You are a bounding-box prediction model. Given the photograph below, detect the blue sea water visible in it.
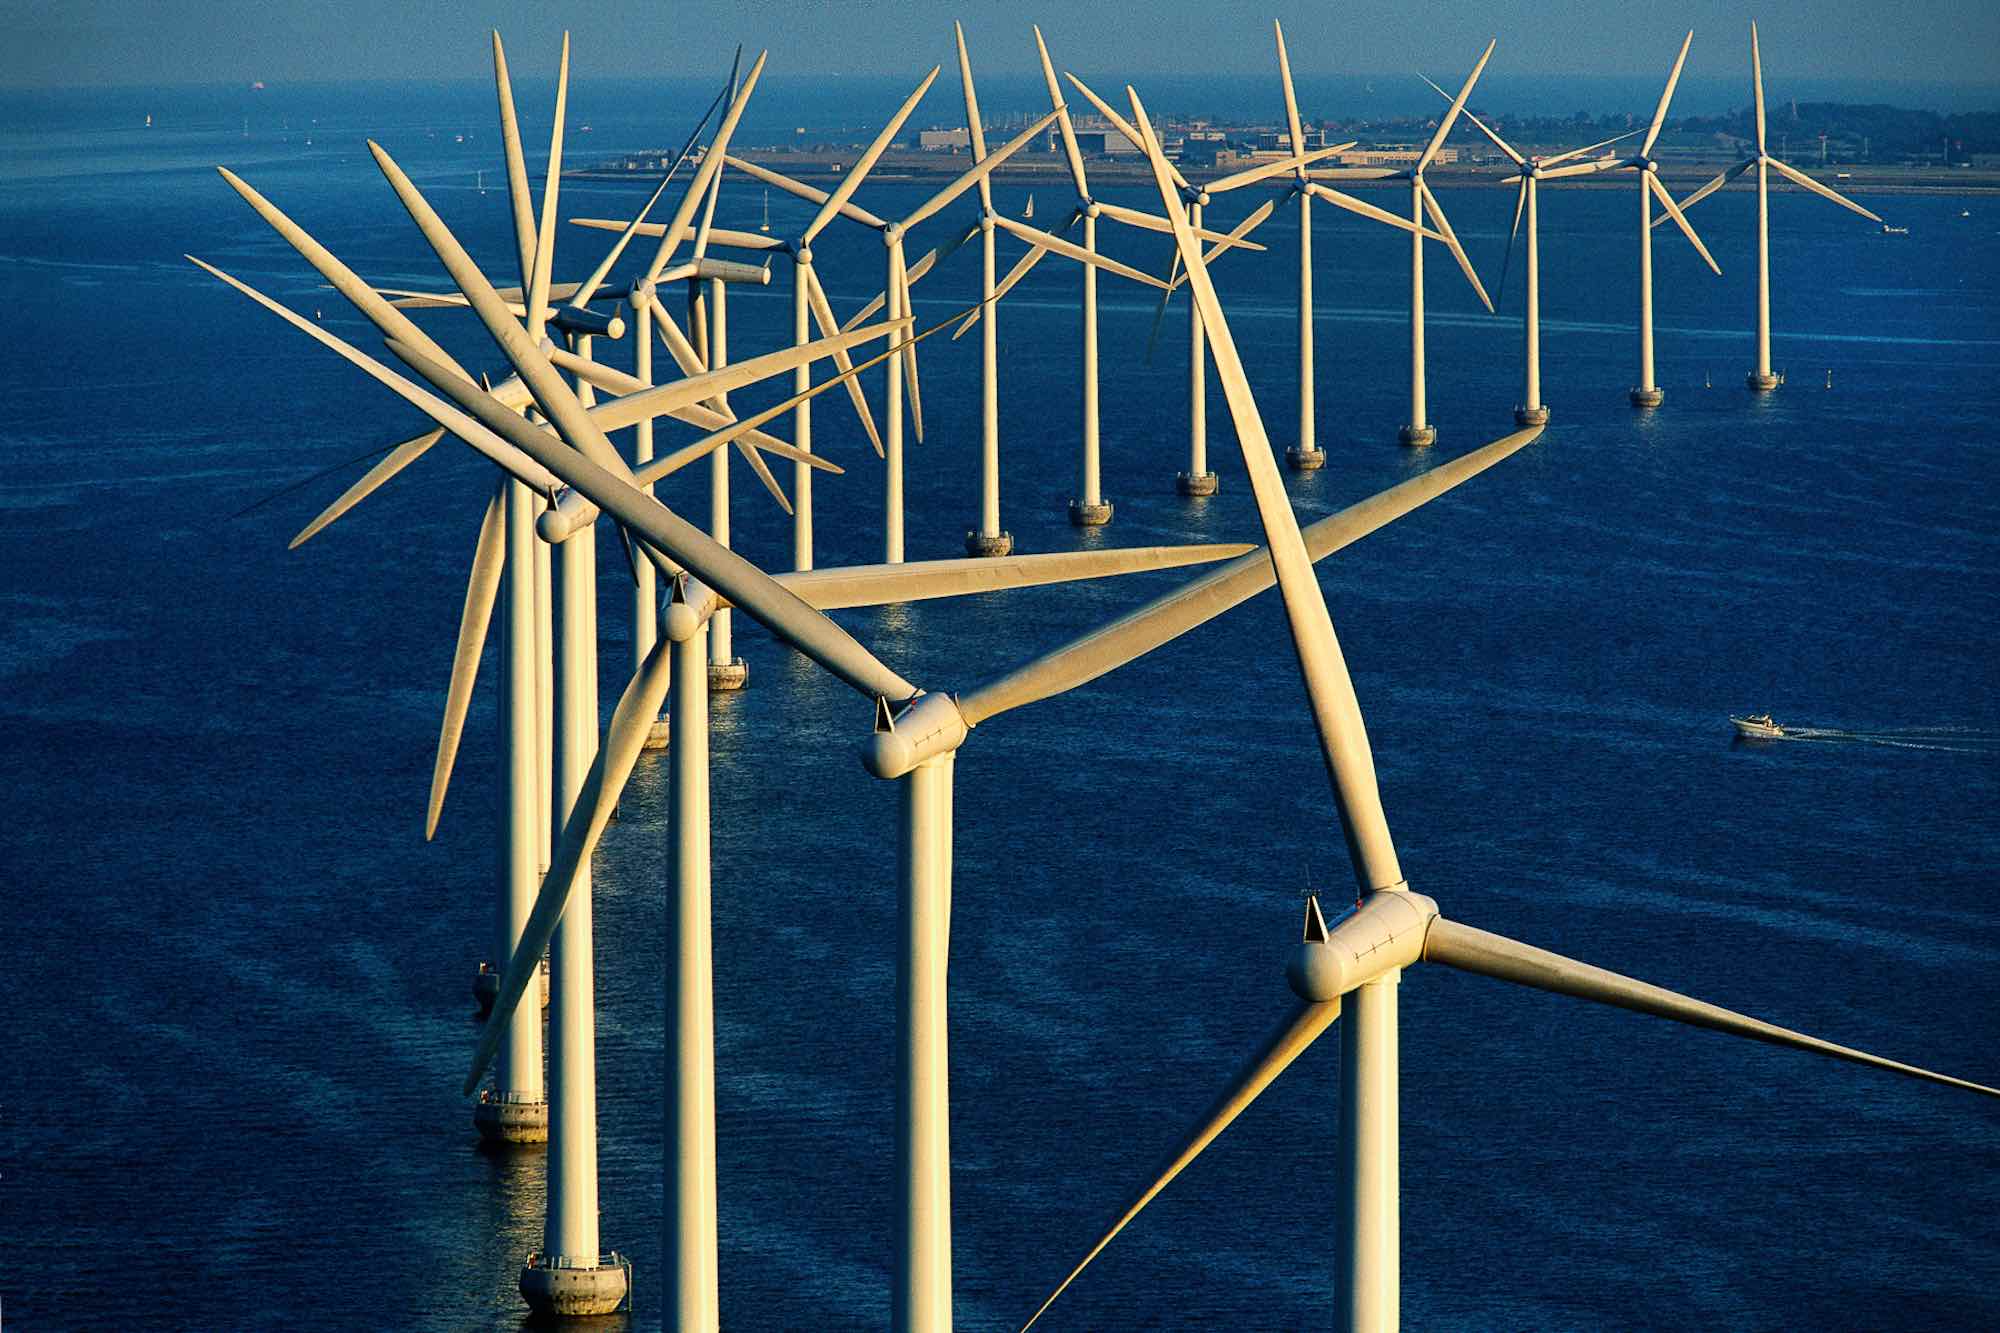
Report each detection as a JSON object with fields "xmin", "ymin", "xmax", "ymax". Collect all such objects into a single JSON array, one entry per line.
[{"xmin": 2, "ymin": 78, "xmax": 1998, "ymax": 1331}]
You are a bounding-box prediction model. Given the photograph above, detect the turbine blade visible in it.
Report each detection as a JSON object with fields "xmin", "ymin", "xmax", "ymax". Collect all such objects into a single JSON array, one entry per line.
[
  {"xmin": 899, "ymin": 110, "xmax": 1060, "ymax": 232},
  {"xmin": 568, "ymin": 174, "xmax": 674, "ymax": 310},
  {"xmin": 1496, "ymin": 175, "xmax": 1528, "ymax": 302},
  {"xmin": 1752, "ymin": 21, "xmax": 1767, "ymax": 155},
  {"xmin": 805, "ymin": 266, "xmax": 885, "ymax": 456},
  {"xmin": 1018, "ymin": 1001, "xmax": 1342, "ymax": 1331},
  {"xmin": 1126, "ymin": 84, "xmax": 1405, "ymax": 891},
  {"xmin": 1422, "ymin": 73, "xmax": 1523, "ymax": 165},
  {"xmin": 385, "ymin": 335, "xmax": 919, "ymax": 704},
  {"xmin": 368, "ymin": 138, "xmax": 641, "ymax": 482},
  {"xmin": 290, "ymin": 427, "xmax": 443, "ymax": 549},
  {"xmin": 802, "ymin": 67, "xmax": 940, "ymax": 246},
  {"xmin": 723, "ymin": 155, "xmax": 890, "ymax": 231},
  {"xmin": 1652, "ymin": 156, "xmax": 1755, "ymax": 224},
  {"xmin": 1422, "ymin": 918, "xmax": 2000, "ymax": 1101},
  {"xmin": 894, "ymin": 247, "xmax": 923, "ymax": 442},
  {"xmin": 1418, "ymin": 176, "xmax": 1494, "ymax": 312},
  {"xmin": 525, "ymin": 31, "xmax": 570, "ymax": 337},
  {"xmin": 733, "ymin": 434, "xmax": 793, "ymax": 515},
  {"xmin": 571, "ymin": 76, "xmax": 731, "ymax": 305},
  {"xmin": 1033, "ymin": 25, "xmax": 1091, "ymax": 199},
  {"xmin": 1647, "ymin": 171, "xmax": 1722, "ymax": 275},
  {"xmin": 991, "ymin": 212, "xmax": 1169, "ymax": 289},
  {"xmin": 1305, "ymin": 181, "xmax": 1443, "ymax": 239},
  {"xmin": 645, "ymin": 51, "xmax": 770, "ymax": 280},
  {"xmin": 187, "ymin": 255, "xmax": 558, "ymax": 493},
  {"xmin": 1539, "ymin": 156, "xmax": 1630, "ymax": 181},
  {"xmin": 1539, "ymin": 126, "xmax": 1643, "ymax": 167},
  {"xmin": 1417, "ymin": 38, "xmax": 1496, "ymax": 174},
  {"xmin": 427, "ymin": 484, "xmax": 507, "ymax": 840},
  {"xmin": 1643, "ymin": 30, "xmax": 1695, "ymax": 159},
  {"xmin": 464, "ymin": 634, "xmax": 676, "ymax": 1095},
  {"xmin": 1207, "ymin": 198, "xmax": 1276, "ymax": 263},
  {"xmin": 490, "ymin": 30, "xmax": 539, "ymax": 294},
  {"xmin": 589, "ymin": 316, "xmax": 907, "ymax": 436},
  {"xmin": 958, "ymin": 425, "xmax": 1540, "ymax": 726},
  {"xmin": 955, "ymin": 213, "xmax": 1066, "ymax": 340},
  {"xmin": 1274, "ymin": 20, "xmax": 1306, "ymax": 164},
  {"xmin": 777, "ymin": 543, "xmax": 1255, "ymax": 610},
  {"xmin": 1767, "ymin": 156, "xmax": 1883, "ymax": 223},
  {"xmin": 1063, "ymin": 73, "xmax": 1192, "ymax": 192},
  {"xmin": 215, "ymin": 167, "xmax": 471, "ymax": 382},
  {"xmin": 638, "ymin": 293, "xmax": 981, "ymax": 483},
  {"xmin": 648, "ymin": 292, "xmax": 709, "ymax": 376},
  {"xmin": 954, "ymin": 21, "xmax": 994, "ymax": 212},
  {"xmin": 1094, "ymin": 199, "xmax": 1269, "ymax": 250}
]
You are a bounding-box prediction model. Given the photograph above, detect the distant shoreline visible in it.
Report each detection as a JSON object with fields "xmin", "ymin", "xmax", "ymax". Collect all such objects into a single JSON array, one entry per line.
[{"xmin": 567, "ymin": 151, "xmax": 2000, "ymax": 197}]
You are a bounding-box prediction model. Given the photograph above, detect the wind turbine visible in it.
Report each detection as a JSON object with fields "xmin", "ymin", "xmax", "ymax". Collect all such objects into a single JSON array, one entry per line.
[
  {"xmin": 1608, "ymin": 30, "xmax": 1723, "ymax": 408},
  {"xmin": 1312, "ymin": 41, "xmax": 1498, "ymax": 447},
  {"xmin": 1665, "ymin": 22, "xmax": 1884, "ymax": 392},
  {"xmin": 1056, "ymin": 73, "xmax": 1289, "ymax": 498},
  {"xmin": 749, "ymin": 68, "xmax": 1056, "ymax": 563},
  {"xmin": 1012, "ymin": 83, "xmax": 2000, "ymax": 1333},
  {"xmin": 946, "ymin": 26, "xmax": 1258, "ymax": 525},
  {"xmin": 1201, "ymin": 21, "xmax": 1444, "ymax": 468},
  {"xmin": 1427, "ymin": 80, "xmax": 1640, "ymax": 425}
]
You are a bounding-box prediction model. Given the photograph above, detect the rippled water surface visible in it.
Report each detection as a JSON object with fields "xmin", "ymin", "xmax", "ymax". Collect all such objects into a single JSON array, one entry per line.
[{"xmin": 4, "ymin": 80, "xmax": 1997, "ymax": 1331}]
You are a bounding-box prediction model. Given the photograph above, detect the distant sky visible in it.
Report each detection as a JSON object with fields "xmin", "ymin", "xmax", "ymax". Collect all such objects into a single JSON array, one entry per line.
[{"xmin": 4, "ymin": 0, "xmax": 1996, "ymax": 100}]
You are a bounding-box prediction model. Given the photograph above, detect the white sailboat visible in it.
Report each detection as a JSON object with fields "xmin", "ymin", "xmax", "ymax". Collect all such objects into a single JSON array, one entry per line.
[{"xmin": 1023, "ymin": 191, "xmax": 1034, "ymax": 219}]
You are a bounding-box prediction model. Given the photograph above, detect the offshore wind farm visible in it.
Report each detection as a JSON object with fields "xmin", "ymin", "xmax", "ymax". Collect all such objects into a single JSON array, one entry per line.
[{"xmin": 4, "ymin": 6, "xmax": 2000, "ymax": 1331}]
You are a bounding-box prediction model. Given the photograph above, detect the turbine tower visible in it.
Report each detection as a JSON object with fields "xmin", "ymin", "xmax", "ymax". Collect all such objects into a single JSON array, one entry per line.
[
  {"xmin": 1013, "ymin": 82, "xmax": 2000, "ymax": 1333},
  {"xmin": 1314, "ymin": 41, "xmax": 1497, "ymax": 447},
  {"xmin": 1666, "ymin": 21, "xmax": 1884, "ymax": 392}
]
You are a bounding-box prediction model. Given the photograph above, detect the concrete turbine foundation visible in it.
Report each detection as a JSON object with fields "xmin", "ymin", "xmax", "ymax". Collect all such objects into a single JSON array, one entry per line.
[
  {"xmin": 965, "ymin": 531, "xmax": 1014, "ymax": 558},
  {"xmin": 519, "ymin": 1252, "xmax": 631, "ymax": 1318},
  {"xmin": 1176, "ymin": 470, "xmax": 1217, "ymax": 497},
  {"xmin": 1514, "ymin": 406, "xmax": 1550, "ymax": 427},
  {"xmin": 1068, "ymin": 499, "xmax": 1113, "ymax": 527}
]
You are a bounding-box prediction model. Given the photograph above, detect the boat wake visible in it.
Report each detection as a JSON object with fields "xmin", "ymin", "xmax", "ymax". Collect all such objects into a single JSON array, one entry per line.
[{"xmin": 1750, "ymin": 724, "xmax": 2000, "ymax": 754}]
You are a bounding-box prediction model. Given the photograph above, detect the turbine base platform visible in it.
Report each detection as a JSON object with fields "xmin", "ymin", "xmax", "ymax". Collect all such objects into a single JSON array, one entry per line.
[
  {"xmin": 1286, "ymin": 445, "xmax": 1327, "ymax": 470},
  {"xmin": 642, "ymin": 716, "xmax": 671, "ymax": 750},
  {"xmin": 1175, "ymin": 471, "xmax": 1217, "ymax": 497},
  {"xmin": 707, "ymin": 659, "xmax": 748, "ymax": 692},
  {"xmin": 1629, "ymin": 387, "xmax": 1665, "ymax": 408},
  {"xmin": 1068, "ymin": 499, "xmax": 1113, "ymax": 527},
  {"xmin": 473, "ymin": 1093, "xmax": 548, "ymax": 1144},
  {"xmin": 965, "ymin": 531, "xmax": 1014, "ymax": 558},
  {"xmin": 520, "ymin": 1252, "xmax": 631, "ymax": 1317},
  {"xmin": 1398, "ymin": 425, "xmax": 1436, "ymax": 448},
  {"xmin": 1514, "ymin": 405, "xmax": 1550, "ymax": 427},
  {"xmin": 1746, "ymin": 370, "xmax": 1782, "ymax": 392}
]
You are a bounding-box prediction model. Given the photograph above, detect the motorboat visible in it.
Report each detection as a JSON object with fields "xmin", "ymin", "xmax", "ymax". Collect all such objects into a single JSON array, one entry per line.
[{"xmin": 1731, "ymin": 713, "xmax": 1785, "ymax": 739}]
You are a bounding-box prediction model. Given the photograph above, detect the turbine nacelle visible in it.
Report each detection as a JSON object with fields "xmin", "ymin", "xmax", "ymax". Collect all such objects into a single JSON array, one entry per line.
[
  {"xmin": 864, "ymin": 690, "xmax": 969, "ymax": 780},
  {"xmin": 1286, "ymin": 890, "xmax": 1437, "ymax": 1003}
]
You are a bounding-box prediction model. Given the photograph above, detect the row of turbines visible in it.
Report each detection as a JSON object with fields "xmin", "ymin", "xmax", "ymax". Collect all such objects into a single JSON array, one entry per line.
[{"xmin": 192, "ymin": 18, "xmax": 1957, "ymax": 1333}]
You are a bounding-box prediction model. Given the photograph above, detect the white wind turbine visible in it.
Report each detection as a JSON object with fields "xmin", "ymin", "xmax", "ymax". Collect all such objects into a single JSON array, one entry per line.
[
  {"xmin": 349, "ymin": 172, "xmax": 1550, "ymax": 1333},
  {"xmin": 1311, "ymin": 40, "xmax": 1498, "ymax": 447},
  {"xmin": 1011, "ymin": 84, "xmax": 2000, "ymax": 1333},
  {"xmin": 948, "ymin": 25, "xmax": 1262, "ymax": 523},
  {"xmin": 742, "ymin": 68, "xmax": 1057, "ymax": 564},
  {"xmin": 1055, "ymin": 73, "xmax": 1290, "ymax": 497},
  {"xmin": 1604, "ymin": 30, "xmax": 1723, "ymax": 408},
  {"xmin": 1202, "ymin": 20, "xmax": 1448, "ymax": 468},
  {"xmin": 1424, "ymin": 79, "xmax": 1641, "ymax": 425},
  {"xmin": 1665, "ymin": 21, "xmax": 1884, "ymax": 392}
]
